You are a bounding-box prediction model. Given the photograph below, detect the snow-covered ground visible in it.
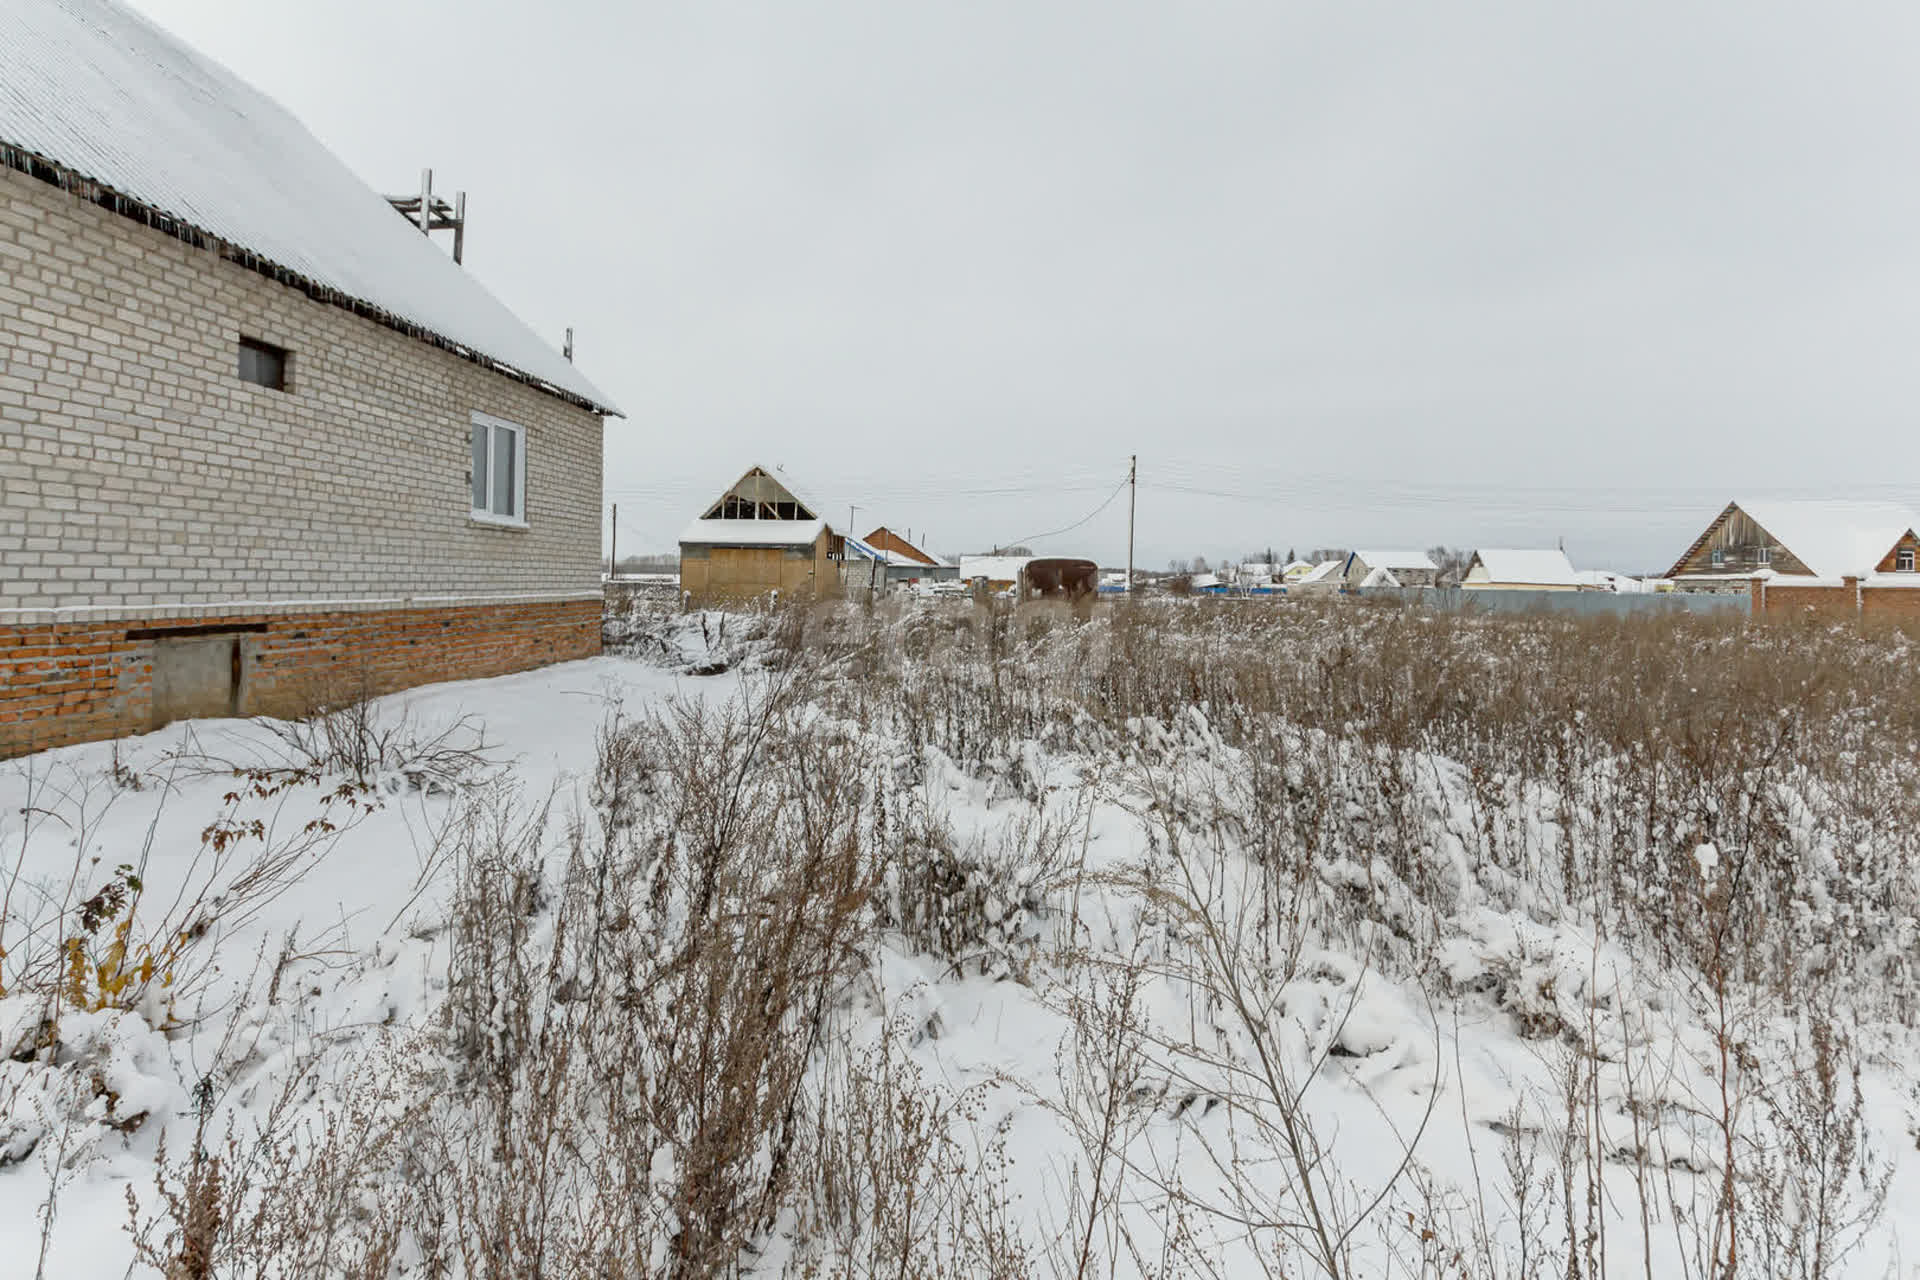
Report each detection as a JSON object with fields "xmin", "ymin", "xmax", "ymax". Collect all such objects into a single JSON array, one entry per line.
[{"xmin": 4, "ymin": 602, "xmax": 1918, "ymax": 1277}]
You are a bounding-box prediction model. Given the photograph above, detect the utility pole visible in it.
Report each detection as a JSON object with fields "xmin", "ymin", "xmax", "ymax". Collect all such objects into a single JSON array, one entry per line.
[
  {"xmin": 608, "ymin": 503, "xmax": 617, "ymax": 579},
  {"xmin": 848, "ymin": 504, "xmax": 858, "ymax": 537},
  {"xmin": 1126, "ymin": 454, "xmax": 1137, "ymax": 594}
]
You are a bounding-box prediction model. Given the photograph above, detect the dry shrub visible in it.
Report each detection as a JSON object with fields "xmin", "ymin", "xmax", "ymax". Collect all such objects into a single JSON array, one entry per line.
[
  {"xmin": 411, "ymin": 668, "xmax": 881, "ymax": 1277},
  {"xmin": 795, "ymin": 1009, "xmax": 1029, "ymax": 1280}
]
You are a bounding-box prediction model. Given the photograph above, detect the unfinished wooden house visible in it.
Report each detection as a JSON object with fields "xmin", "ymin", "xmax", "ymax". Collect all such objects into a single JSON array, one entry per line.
[{"xmin": 678, "ymin": 468, "xmax": 839, "ymax": 601}]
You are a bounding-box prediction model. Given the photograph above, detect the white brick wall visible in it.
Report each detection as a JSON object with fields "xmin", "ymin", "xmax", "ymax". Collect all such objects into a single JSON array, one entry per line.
[{"xmin": 0, "ymin": 166, "xmax": 606, "ymax": 612}]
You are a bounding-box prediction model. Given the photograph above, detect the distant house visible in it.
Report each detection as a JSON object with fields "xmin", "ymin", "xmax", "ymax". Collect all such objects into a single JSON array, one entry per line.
[
  {"xmin": 1342, "ymin": 550, "xmax": 1439, "ymax": 588},
  {"xmin": 679, "ymin": 468, "xmax": 838, "ymax": 601},
  {"xmin": 1575, "ymin": 569, "xmax": 1652, "ymax": 594},
  {"xmin": 861, "ymin": 527, "xmax": 959, "ymax": 584},
  {"xmin": 1462, "ymin": 549, "xmax": 1581, "ymax": 591},
  {"xmin": 1666, "ymin": 500, "xmax": 1920, "ymax": 588},
  {"xmin": 959, "ymin": 555, "xmax": 1031, "ymax": 592},
  {"xmin": 1279, "ymin": 560, "xmax": 1317, "ymax": 583},
  {"xmin": 0, "ymin": 0, "xmax": 620, "ymax": 758},
  {"xmin": 1288, "ymin": 560, "xmax": 1347, "ymax": 596}
]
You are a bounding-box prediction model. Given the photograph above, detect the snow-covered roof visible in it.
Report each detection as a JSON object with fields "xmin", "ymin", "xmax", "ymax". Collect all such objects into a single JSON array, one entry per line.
[
  {"xmin": 0, "ymin": 0, "xmax": 618, "ymax": 415},
  {"xmin": 1190, "ymin": 572, "xmax": 1223, "ymax": 589},
  {"xmin": 1359, "ymin": 565, "xmax": 1401, "ymax": 588},
  {"xmin": 1737, "ymin": 500, "xmax": 1917, "ymax": 579},
  {"xmin": 1575, "ymin": 569, "xmax": 1652, "ymax": 593},
  {"xmin": 679, "ymin": 518, "xmax": 826, "ymax": 548},
  {"xmin": 1467, "ymin": 548, "xmax": 1580, "ymax": 586},
  {"xmin": 959, "ymin": 555, "xmax": 1031, "ymax": 582},
  {"xmin": 1352, "ymin": 550, "xmax": 1437, "ymax": 572},
  {"xmin": 1295, "ymin": 560, "xmax": 1343, "ymax": 584}
]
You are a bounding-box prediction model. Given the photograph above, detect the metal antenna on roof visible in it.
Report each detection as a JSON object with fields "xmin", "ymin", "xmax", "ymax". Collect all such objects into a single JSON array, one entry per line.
[
  {"xmin": 564, "ymin": 328, "xmax": 574, "ymax": 362},
  {"xmin": 384, "ymin": 169, "xmax": 468, "ymax": 263}
]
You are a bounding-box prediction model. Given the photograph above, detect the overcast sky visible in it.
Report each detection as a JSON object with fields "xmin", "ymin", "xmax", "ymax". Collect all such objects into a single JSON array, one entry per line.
[{"xmin": 131, "ymin": 1, "xmax": 1920, "ymax": 570}]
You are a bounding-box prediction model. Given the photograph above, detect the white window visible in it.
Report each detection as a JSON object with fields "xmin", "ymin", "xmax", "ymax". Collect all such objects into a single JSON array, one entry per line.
[
  {"xmin": 1709, "ymin": 548, "xmax": 1726, "ymax": 567},
  {"xmin": 469, "ymin": 412, "xmax": 526, "ymax": 525},
  {"xmin": 1754, "ymin": 545, "xmax": 1771, "ymax": 565},
  {"xmin": 1900, "ymin": 547, "xmax": 1916, "ymax": 573}
]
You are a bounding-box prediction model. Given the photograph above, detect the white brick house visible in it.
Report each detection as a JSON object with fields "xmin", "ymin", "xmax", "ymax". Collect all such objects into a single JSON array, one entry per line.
[{"xmin": 0, "ymin": 0, "xmax": 622, "ymax": 755}]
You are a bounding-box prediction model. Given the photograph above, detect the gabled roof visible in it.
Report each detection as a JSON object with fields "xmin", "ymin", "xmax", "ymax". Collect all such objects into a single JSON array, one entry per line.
[
  {"xmin": 844, "ymin": 534, "xmax": 932, "ymax": 568},
  {"xmin": 1668, "ymin": 500, "xmax": 1919, "ymax": 579},
  {"xmin": 0, "ymin": 0, "xmax": 617, "ymax": 415},
  {"xmin": 1736, "ymin": 501, "xmax": 1916, "ymax": 580},
  {"xmin": 699, "ymin": 466, "xmax": 820, "ymax": 521},
  {"xmin": 1467, "ymin": 548, "xmax": 1580, "ymax": 586},
  {"xmin": 864, "ymin": 527, "xmax": 946, "ymax": 568},
  {"xmin": 1295, "ymin": 560, "xmax": 1343, "ymax": 584},
  {"xmin": 1351, "ymin": 549, "xmax": 1437, "ymax": 572},
  {"xmin": 1358, "ymin": 565, "xmax": 1401, "ymax": 588}
]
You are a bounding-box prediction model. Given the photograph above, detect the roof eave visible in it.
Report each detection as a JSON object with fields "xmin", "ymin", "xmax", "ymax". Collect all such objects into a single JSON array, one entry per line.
[{"xmin": 2, "ymin": 143, "xmax": 623, "ymax": 418}]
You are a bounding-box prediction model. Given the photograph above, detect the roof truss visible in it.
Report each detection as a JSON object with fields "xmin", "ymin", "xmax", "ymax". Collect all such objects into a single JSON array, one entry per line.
[{"xmin": 702, "ymin": 467, "xmax": 816, "ymax": 521}]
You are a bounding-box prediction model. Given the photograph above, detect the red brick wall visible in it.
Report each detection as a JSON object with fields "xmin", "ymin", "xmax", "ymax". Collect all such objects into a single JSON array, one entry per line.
[
  {"xmin": 0, "ymin": 597, "xmax": 600, "ymax": 759},
  {"xmin": 1749, "ymin": 577, "xmax": 1920, "ymax": 622}
]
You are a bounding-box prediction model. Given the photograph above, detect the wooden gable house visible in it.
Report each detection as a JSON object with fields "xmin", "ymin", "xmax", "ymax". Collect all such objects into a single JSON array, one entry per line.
[
  {"xmin": 678, "ymin": 467, "xmax": 839, "ymax": 601},
  {"xmin": 1667, "ymin": 500, "xmax": 1920, "ymax": 584}
]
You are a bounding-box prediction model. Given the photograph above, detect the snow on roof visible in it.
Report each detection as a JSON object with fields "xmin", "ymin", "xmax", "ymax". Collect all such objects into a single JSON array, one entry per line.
[
  {"xmin": 1359, "ymin": 565, "xmax": 1401, "ymax": 588},
  {"xmin": 959, "ymin": 555, "xmax": 1031, "ymax": 582},
  {"xmin": 1468, "ymin": 548, "xmax": 1580, "ymax": 586},
  {"xmin": 1576, "ymin": 569, "xmax": 1652, "ymax": 593},
  {"xmin": 1295, "ymin": 560, "xmax": 1343, "ymax": 584},
  {"xmin": 1737, "ymin": 500, "xmax": 1918, "ymax": 579},
  {"xmin": 0, "ymin": 0, "xmax": 618, "ymax": 415},
  {"xmin": 1352, "ymin": 550, "xmax": 1437, "ymax": 571},
  {"xmin": 679, "ymin": 518, "xmax": 826, "ymax": 548}
]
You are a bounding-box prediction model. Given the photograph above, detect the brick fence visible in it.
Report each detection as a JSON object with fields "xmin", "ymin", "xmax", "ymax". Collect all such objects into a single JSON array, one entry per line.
[
  {"xmin": 1748, "ymin": 576, "xmax": 1920, "ymax": 620},
  {"xmin": 0, "ymin": 594, "xmax": 600, "ymax": 759}
]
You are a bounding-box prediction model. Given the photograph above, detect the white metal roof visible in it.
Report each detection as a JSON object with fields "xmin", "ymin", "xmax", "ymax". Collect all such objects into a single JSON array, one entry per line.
[
  {"xmin": 1467, "ymin": 548, "xmax": 1581, "ymax": 586},
  {"xmin": 1352, "ymin": 550, "xmax": 1437, "ymax": 571},
  {"xmin": 0, "ymin": 0, "xmax": 618, "ymax": 415},
  {"xmin": 1737, "ymin": 500, "xmax": 1917, "ymax": 579},
  {"xmin": 1358, "ymin": 565, "xmax": 1401, "ymax": 588},
  {"xmin": 1295, "ymin": 560, "xmax": 1343, "ymax": 584},
  {"xmin": 1576, "ymin": 569, "xmax": 1653, "ymax": 593},
  {"xmin": 679, "ymin": 518, "xmax": 827, "ymax": 548},
  {"xmin": 959, "ymin": 555, "xmax": 1031, "ymax": 582}
]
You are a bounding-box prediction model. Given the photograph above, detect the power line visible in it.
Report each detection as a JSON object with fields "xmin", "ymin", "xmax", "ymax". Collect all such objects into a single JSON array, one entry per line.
[{"xmin": 998, "ymin": 470, "xmax": 1132, "ymax": 551}]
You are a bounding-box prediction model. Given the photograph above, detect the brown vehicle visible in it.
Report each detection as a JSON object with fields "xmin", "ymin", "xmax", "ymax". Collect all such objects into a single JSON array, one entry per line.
[{"xmin": 1019, "ymin": 558, "xmax": 1099, "ymax": 599}]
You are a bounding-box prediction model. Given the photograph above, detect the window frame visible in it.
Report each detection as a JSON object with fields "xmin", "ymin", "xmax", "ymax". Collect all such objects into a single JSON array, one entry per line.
[
  {"xmin": 1754, "ymin": 545, "xmax": 1771, "ymax": 565},
  {"xmin": 469, "ymin": 411, "xmax": 528, "ymax": 528},
  {"xmin": 237, "ymin": 336, "xmax": 289, "ymax": 392},
  {"xmin": 1899, "ymin": 547, "xmax": 1916, "ymax": 573}
]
